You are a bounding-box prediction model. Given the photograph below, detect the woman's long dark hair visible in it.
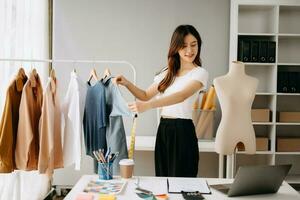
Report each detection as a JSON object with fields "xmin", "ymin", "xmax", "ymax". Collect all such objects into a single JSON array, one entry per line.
[{"xmin": 158, "ymin": 25, "xmax": 202, "ymax": 93}]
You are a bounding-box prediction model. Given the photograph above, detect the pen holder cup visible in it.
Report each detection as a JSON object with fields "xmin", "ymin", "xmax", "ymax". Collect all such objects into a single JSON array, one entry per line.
[
  {"xmin": 192, "ymin": 109, "xmax": 215, "ymax": 140},
  {"xmin": 98, "ymin": 162, "xmax": 113, "ymax": 180}
]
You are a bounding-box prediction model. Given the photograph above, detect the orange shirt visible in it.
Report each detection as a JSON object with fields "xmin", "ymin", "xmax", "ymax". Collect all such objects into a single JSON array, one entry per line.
[
  {"xmin": 15, "ymin": 71, "xmax": 43, "ymax": 170},
  {"xmin": 0, "ymin": 74, "xmax": 27, "ymax": 173},
  {"xmin": 38, "ymin": 77, "xmax": 64, "ymax": 174}
]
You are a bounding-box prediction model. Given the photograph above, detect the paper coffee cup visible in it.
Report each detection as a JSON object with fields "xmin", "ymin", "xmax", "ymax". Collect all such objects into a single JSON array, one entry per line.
[{"xmin": 119, "ymin": 159, "xmax": 134, "ymax": 178}]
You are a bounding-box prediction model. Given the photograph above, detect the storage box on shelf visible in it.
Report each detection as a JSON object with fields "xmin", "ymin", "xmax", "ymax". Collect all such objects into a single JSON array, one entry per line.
[
  {"xmin": 252, "ymin": 109, "xmax": 272, "ymax": 122},
  {"xmin": 277, "ymin": 138, "xmax": 300, "ymax": 152},
  {"xmin": 278, "ymin": 112, "xmax": 300, "ymax": 123},
  {"xmin": 230, "ymin": 0, "xmax": 300, "ymax": 181},
  {"xmin": 252, "ymin": 95, "xmax": 276, "ymax": 124},
  {"xmin": 257, "ymin": 137, "xmax": 270, "ymax": 151},
  {"xmin": 277, "ymin": 95, "xmax": 300, "ymax": 124}
]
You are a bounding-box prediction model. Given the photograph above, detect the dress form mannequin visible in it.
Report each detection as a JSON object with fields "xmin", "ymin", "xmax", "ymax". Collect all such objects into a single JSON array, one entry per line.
[{"xmin": 214, "ymin": 61, "xmax": 258, "ymax": 155}]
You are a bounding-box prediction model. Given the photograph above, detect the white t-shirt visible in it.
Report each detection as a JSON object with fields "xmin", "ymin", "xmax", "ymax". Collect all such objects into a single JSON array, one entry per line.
[{"xmin": 154, "ymin": 67, "xmax": 208, "ymax": 119}]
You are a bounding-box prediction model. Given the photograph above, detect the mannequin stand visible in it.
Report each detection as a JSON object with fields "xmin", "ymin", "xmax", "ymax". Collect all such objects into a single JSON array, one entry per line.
[{"xmin": 225, "ymin": 147, "xmax": 238, "ymax": 178}]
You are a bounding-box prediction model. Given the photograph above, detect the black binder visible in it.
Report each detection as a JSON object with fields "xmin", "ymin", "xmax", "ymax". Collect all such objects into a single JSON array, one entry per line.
[
  {"xmin": 288, "ymin": 72, "xmax": 298, "ymax": 93},
  {"xmin": 259, "ymin": 41, "xmax": 268, "ymax": 62},
  {"xmin": 297, "ymin": 72, "xmax": 300, "ymax": 93},
  {"xmin": 251, "ymin": 40, "xmax": 259, "ymax": 62},
  {"xmin": 268, "ymin": 41, "xmax": 276, "ymax": 63},
  {"xmin": 277, "ymin": 71, "xmax": 289, "ymax": 93},
  {"xmin": 242, "ymin": 40, "xmax": 251, "ymax": 62},
  {"xmin": 238, "ymin": 39, "xmax": 243, "ymax": 61}
]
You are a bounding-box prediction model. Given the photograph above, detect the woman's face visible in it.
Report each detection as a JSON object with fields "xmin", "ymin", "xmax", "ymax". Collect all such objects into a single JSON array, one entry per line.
[{"xmin": 178, "ymin": 34, "xmax": 198, "ymax": 64}]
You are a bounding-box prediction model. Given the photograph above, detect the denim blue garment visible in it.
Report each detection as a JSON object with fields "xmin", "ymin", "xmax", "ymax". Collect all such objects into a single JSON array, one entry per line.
[
  {"xmin": 83, "ymin": 81, "xmax": 107, "ymax": 157},
  {"xmin": 102, "ymin": 76, "xmax": 133, "ymax": 174}
]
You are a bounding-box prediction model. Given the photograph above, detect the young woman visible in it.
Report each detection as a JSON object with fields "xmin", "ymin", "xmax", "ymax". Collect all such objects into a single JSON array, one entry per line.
[{"xmin": 115, "ymin": 24, "xmax": 208, "ymax": 177}]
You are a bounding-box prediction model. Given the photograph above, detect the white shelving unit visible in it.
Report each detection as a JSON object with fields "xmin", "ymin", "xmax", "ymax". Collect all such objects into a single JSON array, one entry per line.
[{"xmin": 230, "ymin": 0, "xmax": 300, "ymax": 182}]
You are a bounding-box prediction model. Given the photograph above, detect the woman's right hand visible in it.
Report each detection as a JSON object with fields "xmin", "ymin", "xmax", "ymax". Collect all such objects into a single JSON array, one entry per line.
[{"xmin": 113, "ymin": 75, "xmax": 130, "ymax": 87}]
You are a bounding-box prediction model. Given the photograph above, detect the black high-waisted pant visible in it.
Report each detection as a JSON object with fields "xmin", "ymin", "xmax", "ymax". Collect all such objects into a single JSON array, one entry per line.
[{"xmin": 155, "ymin": 118, "xmax": 199, "ymax": 177}]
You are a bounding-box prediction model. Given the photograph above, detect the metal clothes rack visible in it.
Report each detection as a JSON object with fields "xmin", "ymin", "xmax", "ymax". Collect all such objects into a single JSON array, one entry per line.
[
  {"xmin": 0, "ymin": 58, "xmax": 138, "ymax": 195},
  {"xmin": 0, "ymin": 58, "xmax": 137, "ymax": 85}
]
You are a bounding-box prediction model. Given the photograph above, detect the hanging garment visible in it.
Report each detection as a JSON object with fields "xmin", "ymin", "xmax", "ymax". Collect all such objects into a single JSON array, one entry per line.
[
  {"xmin": 102, "ymin": 77, "xmax": 133, "ymax": 173},
  {"xmin": 0, "ymin": 72, "xmax": 27, "ymax": 173},
  {"xmin": 83, "ymin": 81, "xmax": 107, "ymax": 156},
  {"xmin": 62, "ymin": 71, "xmax": 87, "ymax": 170},
  {"xmin": 38, "ymin": 77, "xmax": 64, "ymax": 174},
  {"xmin": 15, "ymin": 71, "xmax": 43, "ymax": 170}
]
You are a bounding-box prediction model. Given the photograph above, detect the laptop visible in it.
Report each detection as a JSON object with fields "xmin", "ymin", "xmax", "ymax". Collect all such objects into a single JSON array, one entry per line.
[{"xmin": 210, "ymin": 164, "xmax": 292, "ymax": 197}]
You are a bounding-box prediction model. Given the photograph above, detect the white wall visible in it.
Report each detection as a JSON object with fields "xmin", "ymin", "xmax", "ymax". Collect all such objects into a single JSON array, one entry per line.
[{"xmin": 53, "ymin": 0, "xmax": 230, "ymax": 186}]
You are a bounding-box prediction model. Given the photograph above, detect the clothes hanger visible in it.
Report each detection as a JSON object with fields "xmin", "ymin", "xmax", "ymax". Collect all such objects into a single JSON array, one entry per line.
[
  {"xmin": 16, "ymin": 67, "xmax": 26, "ymax": 91},
  {"xmin": 30, "ymin": 68, "xmax": 37, "ymax": 87},
  {"xmin": 88, "ymin": 59, "xmax": 98, "ymax": 82},
  {"xmin": 17, "ymin": 67, "xmax": 26, "ymax": 79},
  {"xmin": 88, "ymin": 68, "xmax": 99, "ymax": 82},
  {"xmin": 102, "ymin": 68, "xmax": 111, "ymax": 80},
  {"xmin": 50, "ymin": 68, "xmax": 56, "ymax": 93},
  {"xmin": 50, "ymin": 68, "xmax": 56, "ymax": 79},
  {"xmin": 73, "ymin": 61, "xmax": 77, "ymax": 73}
]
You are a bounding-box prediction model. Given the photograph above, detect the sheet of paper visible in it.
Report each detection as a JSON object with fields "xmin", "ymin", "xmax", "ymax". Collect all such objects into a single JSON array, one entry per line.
[
  {"xmin": 138, "ymin": 178, "xmax": 168, "ymax": 195},
  {"xmin": 167, "ymin": 178, "xmax": 211, "ymax": 194}
]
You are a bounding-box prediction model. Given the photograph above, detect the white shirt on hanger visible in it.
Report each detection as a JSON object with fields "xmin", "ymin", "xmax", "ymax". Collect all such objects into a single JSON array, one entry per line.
[{"xmin": 61, "ymin": 71, "xmax": 87, "ymax": 170}]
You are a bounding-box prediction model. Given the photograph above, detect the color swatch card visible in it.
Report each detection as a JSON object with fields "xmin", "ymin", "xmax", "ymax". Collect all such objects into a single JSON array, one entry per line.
[{"xmin": 83, "ymin": 179, "xmax": 126, "ymax": 194}]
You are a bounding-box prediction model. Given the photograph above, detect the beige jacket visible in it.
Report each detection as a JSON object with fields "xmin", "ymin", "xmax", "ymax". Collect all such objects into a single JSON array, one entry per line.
[
  {"xmin": 0, "ymin": 73, "xmax": 27, "ymax": 172},
  {"xmin": 15, "ymin": 71, "xmax": 43, "ymax": 170},
  {"xmin": 38, "ymin": 77, "xmax": 64, "ymax": 174}
]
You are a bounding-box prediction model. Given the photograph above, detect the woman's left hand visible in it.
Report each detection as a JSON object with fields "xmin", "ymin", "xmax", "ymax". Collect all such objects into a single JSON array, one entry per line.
[{"xmin": 128, "ymin": 101, "xmax": 151, "ymax": 113}]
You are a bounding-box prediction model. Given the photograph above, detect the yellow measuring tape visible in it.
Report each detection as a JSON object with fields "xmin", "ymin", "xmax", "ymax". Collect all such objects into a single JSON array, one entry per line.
[{"xmin": 128, "ymin": 115, "xmax": 137, "ymax": 159}]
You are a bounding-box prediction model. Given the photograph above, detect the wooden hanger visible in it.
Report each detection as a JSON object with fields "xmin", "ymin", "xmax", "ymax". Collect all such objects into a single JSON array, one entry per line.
[
  {"xmin": 16, "ymin": 68, "xmax": 26, "ymax": 91},
  {"xmin": 17, "ymin": 68, "xmax": 26, "ymax": 79},
  {"xmin": 102, "ymin": 68, "xmax": 111, "ymax": 80},
  {"xmin": 30, "ymin": 68, "xmax": 37, "ymax": 87},
  {"xmin": 88, "ymin": 68, "xmax": 99, "ymax": 82},
  {"xmin": 50, "ymin": 68, "xmax": 56, "ymax": 79},
  {"xmin": 50, "ymin": 68, "xmax": 56, "ymax": 93}
]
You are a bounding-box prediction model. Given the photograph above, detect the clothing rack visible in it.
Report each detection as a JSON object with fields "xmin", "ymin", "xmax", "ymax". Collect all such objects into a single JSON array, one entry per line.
[
  {"xmin": 0, "ymin": 58, "xmax": 137, "ymax": 85},
  {"xmin": 0, "ymin": 58, "xmax": 139, "ymax": 194}
]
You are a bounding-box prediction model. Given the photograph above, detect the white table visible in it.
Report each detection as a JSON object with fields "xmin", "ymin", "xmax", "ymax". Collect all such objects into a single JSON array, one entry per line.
[{"xmin": 64, "ymin": 175, "xmax": 300, "ymax": 200}]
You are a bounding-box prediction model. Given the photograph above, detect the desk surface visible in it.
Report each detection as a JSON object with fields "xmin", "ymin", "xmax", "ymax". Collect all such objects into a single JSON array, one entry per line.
[{"xmin": 65, "ymin": 175, "xmax": 300, "ymax": 200}]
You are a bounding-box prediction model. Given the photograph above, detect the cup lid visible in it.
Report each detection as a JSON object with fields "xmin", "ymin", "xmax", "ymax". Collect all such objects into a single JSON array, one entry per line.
[{"xmin": 119, "ymin": 159, "xmax": 134, "ymax": 165}]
